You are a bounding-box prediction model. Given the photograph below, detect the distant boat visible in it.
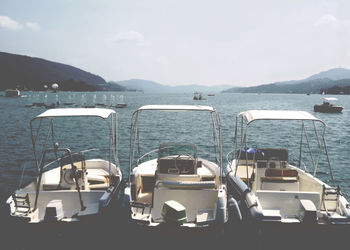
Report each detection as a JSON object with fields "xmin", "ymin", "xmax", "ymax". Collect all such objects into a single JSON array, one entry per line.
[
  {"xmin": 95, "ymin": 103, "xmax": 106, "ymax": 107},
  {"xmin": 306, "ymin": 93, "xmax": 310, "ymax": 96},
  {"xmin": 83, "ymin": 104, "xmax": 96, "ymax": 108},
  {"xmin": 111, "ymin": 95, "xmax": 127, "ymax": 108},
  {"xmin": 314, "ymin": 97, "xmax": 343, "ymax": 113},
  {"xmin": 115, "ymin": 103, "xmax": 127, "ymax": 108},
  {"xmin": 207, "ymin": 94, "xmax": 215, "ymax": 96},
  {"xmin": 32, "ymin": 102, "xmax": 46, "ymax": 107},
  {"xmin": 5, "ymin": 89, "xmax": 20, "ymax": 97},
  {"xmin": 193, "ymin": 92, "xmax": 205, "ymax": 100}
]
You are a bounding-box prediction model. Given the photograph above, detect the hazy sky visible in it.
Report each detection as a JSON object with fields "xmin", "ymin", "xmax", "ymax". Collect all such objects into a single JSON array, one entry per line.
[{"xmin": 1, "ymin": 0, "xmax": 349, "ymax": 86}]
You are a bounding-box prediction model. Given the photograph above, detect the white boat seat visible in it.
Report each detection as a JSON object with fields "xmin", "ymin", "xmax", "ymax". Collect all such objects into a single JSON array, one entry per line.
[
  {"xmin": 42, "ymin": 168, "xmax": 60, "ymax": 190},
  {"xmin": 87, "ymin": 169, "xmax": 109, "ymax": 185},
  {"xmin": 236, "ymin": 165, "xmax": 254, "ymax": 182},
  {"xmin": 87, "ymin": 168, "xmax": 109, "ymax": 177}
]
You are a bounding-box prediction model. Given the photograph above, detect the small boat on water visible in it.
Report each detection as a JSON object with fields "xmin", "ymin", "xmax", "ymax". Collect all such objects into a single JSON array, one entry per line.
[
  {"xmin": 115, "ymin": 103, "xmax": 127, "ymax": 108},
  {"xmin": 6, "ymin": 108, "xmax": 123, "ymax": 223},
  {"xmin": 123, "ymin": 105, "xmax": 231, "ymax": 228},
  {"xmin": 193, "ymin": 92, "xmax": 205, "ymax": 100},
  {"xmin": 314, "ymin": 97, "xmax": 343, "ymax": 113},
  {"xmin": 111, "ymin": 95, "xmax": 127, "ymax": 108},
  {"xmin": 5, "ymin": 89, "xmax": 20, "ymax": 97},
  {"xmin": 226, "ymin": 110, "xmax": 350, "ymax": 225}
]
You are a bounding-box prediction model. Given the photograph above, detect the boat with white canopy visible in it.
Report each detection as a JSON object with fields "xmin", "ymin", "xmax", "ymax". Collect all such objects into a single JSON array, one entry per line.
[
  {"xmin": 314, "ymin": 97, "xmax": 343, "ymax": 113},
  {"xmin": 226, "ymin": 110, "xmax": 350, "ymax": 225},
  {"xmin": 123, "ymin": 105, "xmax": 229, "ymax": 228},
  {"xmin": 6, "ymin": 108, "xmax": 123, "ymax": 223}
]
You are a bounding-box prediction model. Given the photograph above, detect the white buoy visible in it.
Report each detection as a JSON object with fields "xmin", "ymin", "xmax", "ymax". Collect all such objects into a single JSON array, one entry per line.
[{"xmin": 52, "ymin": 83, "xmax": 59, "ymax": 90}]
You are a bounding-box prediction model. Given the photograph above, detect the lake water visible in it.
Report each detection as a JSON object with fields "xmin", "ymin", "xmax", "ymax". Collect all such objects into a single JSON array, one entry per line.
[{"xmin": 0, "ymin": 91, "xmax": 349, "ymax": 249}]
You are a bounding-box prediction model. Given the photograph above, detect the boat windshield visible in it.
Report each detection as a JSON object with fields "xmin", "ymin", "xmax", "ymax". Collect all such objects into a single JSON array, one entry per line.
[{"xmin": 158, "ymin": 143, "xmax": 197, "ymax": 159}]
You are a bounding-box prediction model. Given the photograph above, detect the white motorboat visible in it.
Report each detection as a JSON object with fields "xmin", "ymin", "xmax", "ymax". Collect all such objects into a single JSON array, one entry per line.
[
  {"xmin": 226, "ymin": 110, "xmax": 350, "ymax": 225},
  {"xmin": 6, "ymin": 108, "xmax": 123, "ymax": 223},
  {"xmin": 123, "ymin": 105, "xmax": 230, "ymax": 228}
]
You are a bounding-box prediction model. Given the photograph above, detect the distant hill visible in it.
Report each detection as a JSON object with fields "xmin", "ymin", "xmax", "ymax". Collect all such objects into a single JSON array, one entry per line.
[
  {"xmin": 0, "ymin": 51, "xmax": 125, "ymax": 91},
  {"xmin": 305, "ymin": 68, "xmax": 350, "ymax": 81},
  {"xmin": 117, "ymin": 79, "xmax": 231, "ymax": 93},
  {"xmin": 116, "ymin": 79, "xmax": 169, "ymax": 93},
  {"xmin": 222, "ymin": 68, "xmax": 350, "ymax": 94}
]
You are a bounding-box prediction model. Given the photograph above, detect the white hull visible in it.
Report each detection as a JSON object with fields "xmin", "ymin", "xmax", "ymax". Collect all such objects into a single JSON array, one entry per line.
[
  {"xmin": 7, "ymin": 159, "xmax": 122, "ymax": 223},
  {"xmin": 125, "ymin": 157, "xmax": 227, "ymax": 228},
  {"xmin": 227, "ymin": 160, "xmax": 350, "ymax": 225}
]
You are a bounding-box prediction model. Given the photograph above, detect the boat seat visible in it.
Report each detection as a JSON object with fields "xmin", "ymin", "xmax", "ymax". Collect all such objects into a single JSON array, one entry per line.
[
  {"xmin": 235, "ymin": 165, "xmax": 254, "ymax": 182},
  {"xmin": 42, "ymin": 168, "xmax": 60, "ymax": 190},
  {"xmin": 262, "ymin": 168, "xmax": 298, "ymax": 182},
  {"xmin": 260, "ymin": 168, "xmax": 299, "ymax": 191}
]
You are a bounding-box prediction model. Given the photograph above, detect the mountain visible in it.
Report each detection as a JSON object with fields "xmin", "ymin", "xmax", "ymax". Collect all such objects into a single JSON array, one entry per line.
[
  {"xmin": 305, "ymin": 68, "xmax": 350, "ymax": 81},
  {"xmin": 116, "ymin": 79, "xmax": 170, "ymax": 93},
  {"xmin": 117, "ymin": 79, "xmax": 232, "ymax": 93},
  {"xmin": 222, "ymin": 68, "xmax": 350, "ymax": 94},
  {"xmin": 0, "ymin": 51, "xmax": 125, "ymax": 91}
]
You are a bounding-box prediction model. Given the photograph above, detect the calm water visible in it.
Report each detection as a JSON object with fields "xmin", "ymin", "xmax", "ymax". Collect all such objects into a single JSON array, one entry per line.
[{"xmin": 0, "ymin": 91, "xmax": 349, "ymax": 249}]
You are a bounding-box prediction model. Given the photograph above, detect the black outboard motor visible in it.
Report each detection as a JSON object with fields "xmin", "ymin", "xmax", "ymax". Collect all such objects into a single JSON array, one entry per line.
[{"xmin": 44, "ymin": 200, "xmax": 64, "ymax": 222}]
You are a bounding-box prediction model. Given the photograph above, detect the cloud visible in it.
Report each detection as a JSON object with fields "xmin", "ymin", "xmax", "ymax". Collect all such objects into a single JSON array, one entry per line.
[
  {"xmin": 0, "ymin": 16, "xmax": 22, "ymax": 30},
  {"xmin": 314, "ymin": 14, "xmax": 338, "ymax": 28},
  {"xmin": 26, "ymin": 22, "xmax": 40, "ymax": 31},
  {"xmin": 112, "ymin": 30, "xmax": 144, "ymax": 43}
]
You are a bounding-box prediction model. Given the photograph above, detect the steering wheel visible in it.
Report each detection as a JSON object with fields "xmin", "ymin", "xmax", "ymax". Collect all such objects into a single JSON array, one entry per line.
[
  {"xmin": 62, "ymin": 164, "xmax": 83, "ymax": 186},
  {"xmin": 174, "ymin": 154, "xmax": 196, "ymax": 174},
  {"xmin": 62, "ymin": 168, "xmax": 76, "ymax": 185}
]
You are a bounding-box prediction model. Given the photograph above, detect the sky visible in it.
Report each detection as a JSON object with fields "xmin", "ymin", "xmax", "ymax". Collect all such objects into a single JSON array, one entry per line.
[{"xmin": 0, "ymin": 0, "xmax": 350, "ymax": 87}]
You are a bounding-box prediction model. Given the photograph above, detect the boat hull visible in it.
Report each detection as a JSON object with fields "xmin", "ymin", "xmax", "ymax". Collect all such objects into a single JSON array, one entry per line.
[
  {"xmin": 226, "ymin": 163, "xmax": 350, "ymax": 226},
  {"xmin": 314, "ymin": 104, "xmax": 343, "ymax": 113}
]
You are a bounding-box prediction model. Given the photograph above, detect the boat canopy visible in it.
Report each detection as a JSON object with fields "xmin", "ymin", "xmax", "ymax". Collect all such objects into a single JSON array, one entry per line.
[
  {"xmin": 237, "ymin": 110, "xmax": 323, "ymax": 125},
  {"xmin": 137, "ymin": 105, "xmax": 215, "ymax": 112},
  {"xmin": 33, "ymin": 108, "xmax": 116, "ymax": 121},
  {"xmin": 322, "ymin": 97, "xmax": 338, "ymax": 101}
]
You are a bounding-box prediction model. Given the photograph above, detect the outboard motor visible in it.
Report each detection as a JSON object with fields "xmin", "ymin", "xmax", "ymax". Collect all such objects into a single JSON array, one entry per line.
[{"xmin": 44, "ymin": 200, "xmax": 64, "ymax": 222}]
